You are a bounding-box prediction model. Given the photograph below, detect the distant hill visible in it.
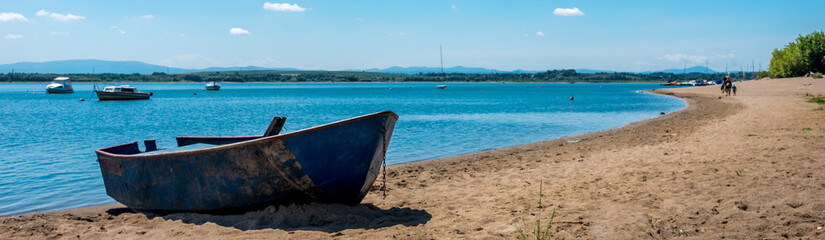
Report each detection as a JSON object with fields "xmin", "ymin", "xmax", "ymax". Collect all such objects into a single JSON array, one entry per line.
[
  {"xmin": 642, "ymin": 66, "xmax": 718, "ymax": 74},
  {"xmin": 0, "ymin": 60, "xmax": 188, "ymax": 74},
  {"xmin": 363, "ymin": 66, "xmax": 535, "ymax": 74},
  {"xmin": 575, "ymin": 69, "xmax": 616, "ymax": 74},
  {"xmin": 0, "ymin": 59, "xmax": 720, "ymax": 75},
  {"xmin": 0, "ymin": 60, "xmax": 299, "ymax": 74},
  {"xmin": 365, "ymin": 66, "xmax": 717, "ymax": 74}
]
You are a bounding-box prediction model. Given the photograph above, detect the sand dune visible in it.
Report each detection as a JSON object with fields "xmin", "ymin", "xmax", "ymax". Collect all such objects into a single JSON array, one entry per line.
[{"xmin": 2, "ymin": 77, "xmax": 824, "ymax": 239}]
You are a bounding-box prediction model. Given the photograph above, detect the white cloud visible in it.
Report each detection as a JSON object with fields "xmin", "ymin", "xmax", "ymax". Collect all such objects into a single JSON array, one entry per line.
[
  {"xmin": 658, "ymin": 54, "xmax": 706, "ymax": 63},
  {"xmin": 5, "ymin": 34, "xmax": 23, "ymax": 39},
  {"xmin": 657, "ymin": 53, "xmax": 736, "ymax": 65},
  {"xmin": 36, "ymin": 10, "xmax": 85, "ymax": 21},
  {"xmin": 50, "ymin": 31, "xmax": 70, "ymax": 35},
  {"xmin": 229, "ymin": 27, "xmax": 250, "ymax": 35},
  {"xmin": 140, "ymin": 14, "xmax": 154, "ymax": 19},
  {"xmin": 110, "ymin": 26, "xmax": 126, "ymax": 34},
  {"xmin": 451, "ymin": 4, "xmax": 458, "ymax": 10},
  {"xmin": 0, "ymin": 12, "xmax": 28, "ymax": 22},
  {"xmin": 263, "ymin": 2, "xmax": 307, "ymax": 12},
  {"xmin": 536, "ymin": 31, "xmax": 545, "ymax": 36},
  {"xmin": 553, "ymin": 7, "xmax": 584, "ymax": 16}
]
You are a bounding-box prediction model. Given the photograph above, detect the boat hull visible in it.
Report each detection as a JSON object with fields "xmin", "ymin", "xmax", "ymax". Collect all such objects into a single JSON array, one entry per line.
[
  {"xmin": 95, "ymin": 91, "xmax": 151, "ymax": 100},
  {"xmin": 205, "ymin": 85, "xmax": 220, "ymax": 91},
  {"xmin": 46, "ymin": 88, "xmax": 74, "ymax": 94},
  {"xmin": 96, "ymin": 111, "xmax": 398, "ymax": 211}
]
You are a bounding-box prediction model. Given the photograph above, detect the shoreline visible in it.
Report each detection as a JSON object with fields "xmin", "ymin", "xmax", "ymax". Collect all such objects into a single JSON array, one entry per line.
[
  {"xmin": 3, "ymin": 87, "xmax": 690, "ymax": 218},
  {"xmin": 385, "ymin": 88, "xmax": 695, "ymax": 172},
  {"xmin": 3, "ymin": 77, "xmax": 824, "ymax": 239},
  {"xmin": 1, "ymin": 81, "xmax": 688, "ymax": 84}
]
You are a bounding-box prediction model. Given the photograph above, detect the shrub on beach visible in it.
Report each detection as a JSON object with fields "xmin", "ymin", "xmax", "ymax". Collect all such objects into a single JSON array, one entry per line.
[
  {"xmin": 769, "ymin": 31, "xmax": 825, "ymax": 78},
  {"xmin": 814, "ymin": 72, "xmax": 823, "ymax": 79}
]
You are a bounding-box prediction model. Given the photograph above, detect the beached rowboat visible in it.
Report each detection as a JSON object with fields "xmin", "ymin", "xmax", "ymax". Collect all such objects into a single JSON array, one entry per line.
[{"xmin": 95, "ymin": 111, "xmax": 398, "ymax": 211}]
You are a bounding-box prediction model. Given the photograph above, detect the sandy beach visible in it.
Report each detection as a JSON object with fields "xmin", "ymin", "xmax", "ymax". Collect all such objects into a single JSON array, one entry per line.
[{"xmin": 2, "ymin": 77, "xmax": 824, "ymax": 239}]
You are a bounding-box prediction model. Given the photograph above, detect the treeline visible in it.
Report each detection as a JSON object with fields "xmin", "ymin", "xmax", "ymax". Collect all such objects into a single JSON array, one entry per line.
[
  {"xmin": 0, "ymin": 69, "xmax": 744, "ymax": 83},
  {"xmin": 418, "ymin": 70, "xmax": 740, "ymax": 82},
  {"xmin": 770, "ymin": 31, "xmax": 825, "ymax": 78}
]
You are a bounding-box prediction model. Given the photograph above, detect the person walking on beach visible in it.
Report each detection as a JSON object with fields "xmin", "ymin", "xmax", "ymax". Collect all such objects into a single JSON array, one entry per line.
[
  {"xmin": 722, "ymin": 75, "xmax": 733, "ymax": 96},
  {"xmin": 732, "ymin": 81, "xmax": 737, "ymax": 96}
]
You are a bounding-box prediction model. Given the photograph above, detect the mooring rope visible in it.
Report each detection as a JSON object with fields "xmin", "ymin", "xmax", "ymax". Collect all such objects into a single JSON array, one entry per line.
[{"xmin": 381, "ymin": 127, "xmax": 388, "ymax": 199}]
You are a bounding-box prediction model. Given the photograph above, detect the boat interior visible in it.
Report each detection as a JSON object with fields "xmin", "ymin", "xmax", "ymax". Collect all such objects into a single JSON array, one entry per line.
[{"xmin": 98, "ymin": 116, "xmax": 287, "ymax": 156}]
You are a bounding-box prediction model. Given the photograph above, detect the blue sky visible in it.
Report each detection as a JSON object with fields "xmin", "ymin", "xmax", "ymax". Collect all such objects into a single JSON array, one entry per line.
[{"xmin": 1, "ymin": 0, "xmax": 823, "ymax": 72}]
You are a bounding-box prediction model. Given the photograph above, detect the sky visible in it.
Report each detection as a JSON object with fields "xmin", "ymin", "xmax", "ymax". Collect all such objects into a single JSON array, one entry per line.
[{"xmin": 1, "ymin": 0, "xmax": 824, "ymax": 72}]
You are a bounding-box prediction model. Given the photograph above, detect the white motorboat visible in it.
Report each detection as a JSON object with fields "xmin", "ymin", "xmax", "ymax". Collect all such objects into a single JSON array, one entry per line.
[
  {"xmin": 46, "ymin": 77, "xmax": 74, "ymax": 94},
  {"xmin": 205, "ymin": 81, "xmax": 221, "ymax": 91}
]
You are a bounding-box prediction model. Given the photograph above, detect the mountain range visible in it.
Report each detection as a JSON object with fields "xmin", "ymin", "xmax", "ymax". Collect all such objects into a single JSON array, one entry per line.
[{"xmin": 0, "ymin": 59, "xmax": 721, "ymax": 75}]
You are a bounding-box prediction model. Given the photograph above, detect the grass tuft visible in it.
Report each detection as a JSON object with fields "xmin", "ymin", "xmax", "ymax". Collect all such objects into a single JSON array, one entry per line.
[
  {"xmin": 517, "ymin": 180, "xmax": 557, "ymax": 240},
  {"xmin": 517, "ymin": 208, "xmax": 557, "ymax": 240},
  {"xmin": 808, "ymin": 96, "xmax": 825, "ymax": 105},
  {"xmin": 538, "ymin": 180, "xmax": 544, "ymax": 208}
]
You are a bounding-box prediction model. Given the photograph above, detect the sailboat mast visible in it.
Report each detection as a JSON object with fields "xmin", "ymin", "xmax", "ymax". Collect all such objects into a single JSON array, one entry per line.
[{"xmin": 440, "ymin": 45, "xmax": 444, "ymax": 75}]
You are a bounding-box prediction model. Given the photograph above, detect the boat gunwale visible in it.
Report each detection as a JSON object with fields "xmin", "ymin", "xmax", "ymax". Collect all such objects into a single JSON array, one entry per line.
[{"xmin": 95, "ymin": 111, "xmax": 398, "ymax": 159}]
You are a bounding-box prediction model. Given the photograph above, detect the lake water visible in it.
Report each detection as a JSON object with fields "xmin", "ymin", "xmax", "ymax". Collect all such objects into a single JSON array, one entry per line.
[{"xmin": 0, "ymin": 82, "xmax": 685, "ymax": 215}]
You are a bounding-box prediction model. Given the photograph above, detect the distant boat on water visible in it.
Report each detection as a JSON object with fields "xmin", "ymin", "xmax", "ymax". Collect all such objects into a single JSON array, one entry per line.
[
  {"xmin": 205, "ymin": 81, "xmax": 221, "ymax": 91},
  {"xmin": 95, "ymin": 111, "xmax": 398, "ymax": 211},
  {"xmin": 45, "ymin": 77, "xmax": 73, "ymax": 94},
  {"xmin": 437, "ymin": 85, "xmax": 447, "ymax": 89},
  {"xmin": 95, "ymin": 85, "xmax": 152, "ymax": 100}
]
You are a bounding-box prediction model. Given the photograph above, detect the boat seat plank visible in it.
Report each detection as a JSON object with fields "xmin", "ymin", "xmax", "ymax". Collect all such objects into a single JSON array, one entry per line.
[{"xmin": 264, "ymin": 117, "xmax": 287, "ymax": 136}]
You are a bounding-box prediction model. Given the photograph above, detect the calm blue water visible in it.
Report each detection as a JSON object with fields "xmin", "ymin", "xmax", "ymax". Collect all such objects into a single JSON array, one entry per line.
[{"xmin": 0, "ymin": 82, "xmax": 685, "ymax": 216}]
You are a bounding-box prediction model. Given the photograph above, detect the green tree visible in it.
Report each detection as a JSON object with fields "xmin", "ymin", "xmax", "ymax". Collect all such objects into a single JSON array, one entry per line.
[
  {"xmin": 770, "ymin": 31, "xmax": 825, "ymax": 78},
  {"xmin": 769, "ymin": 43, "xmax": 804, "ymax": 78},
  {"xmin": 798, "ymin": 31, "xmax": 825, "ymax": 73}
]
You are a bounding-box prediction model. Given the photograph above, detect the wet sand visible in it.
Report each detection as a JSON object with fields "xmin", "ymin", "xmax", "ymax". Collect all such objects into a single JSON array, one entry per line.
[{"xmin": 2, "ymin": 77, "xmax": 824, "ymax": 239}]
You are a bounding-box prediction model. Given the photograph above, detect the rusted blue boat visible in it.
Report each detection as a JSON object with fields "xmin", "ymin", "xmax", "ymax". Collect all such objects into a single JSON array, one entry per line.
[{"xmin": 95, "ymin": 111, "xmax": 398, "ymax": 211}]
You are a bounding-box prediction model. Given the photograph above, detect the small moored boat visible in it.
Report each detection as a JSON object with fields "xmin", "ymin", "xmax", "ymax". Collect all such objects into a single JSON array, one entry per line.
[
  {"xmin": 437, "ymin": 85, "xmax": 447, "ymax": 89},
  {"xmin": 95, "ymin": 111, "xmax": 398, "ymax": 211},
  {"xmin": 95, "ymin": 85, "xmax": 152, "ymax": 100},
  {"xmin": 205, "ymin": 81, "xmax": 221, "ymax": 91},
  {"xmin": 46, "ymin": 77, "xmax": 74, "ymax": 94}
]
